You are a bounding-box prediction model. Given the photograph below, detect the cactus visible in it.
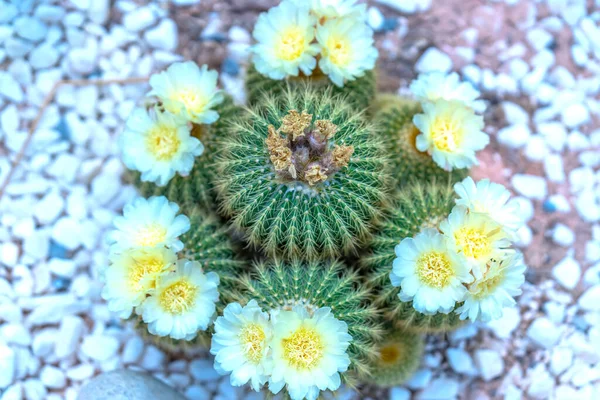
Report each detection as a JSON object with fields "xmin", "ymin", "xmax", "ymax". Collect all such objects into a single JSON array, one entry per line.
[
  {"xmin": 131, "ymin": 95, "xmax": 242, "ymax": 214},
  {"xmin": 224, "ymin": 259, "xmax": 384, "ymax": 381},
  {"xmin": 372, "ymin": 95, "xmax": 469, "ymax": 187},
  {"xmin": 245, "ymin": 64, "xmax": 376, "ymax": 112},
  {"xmin": 362, "ymin": 181, "xmax": 466, "ymax": 333},
  {"xmin": 363, "ymin": 329, "xmax": 424, "ymax": 387},
  {"xmin": 216, "ymin": 86, "xmax": 390, "ymax": 260}
]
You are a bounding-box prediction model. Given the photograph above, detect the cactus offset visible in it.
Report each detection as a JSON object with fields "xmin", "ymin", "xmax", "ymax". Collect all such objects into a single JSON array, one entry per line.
[
  {"xmin": 363, "ymin": 181, "xmax": 466, "ymax": 333},
  {"xmin": 216, "ymin": 87, "xmax": 390, "ymax": 260},
  {"xmin": 363, "ymin": 329, "xmax": 424, "ymax": 387},
  {"xmin": 222, "ymin": 259, "xmax": 384, "ymax": 382},
  {"xmin": 245, "ymin": 64, "xmax": 376, "ymax": 111},
  {"xmin": 373, "ymin": 95, "xmax": 469, "ymax": 187}
]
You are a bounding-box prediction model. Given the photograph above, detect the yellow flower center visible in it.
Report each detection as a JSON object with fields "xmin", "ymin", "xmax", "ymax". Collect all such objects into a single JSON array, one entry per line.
[
  {"xmin": 128, "ymin": 254, "xmax": 166, "ymax": 292},
  {"xmin": 146, "ymin": 125, "xmax": 181, "ymax": 161},
  {"xmin": 282, "ymin": 325, "xmax": 324, "ymax": 370},
  {"xmin": 134, "ymin": 224, "xmax": 167, "ymax": 247},
  {"xmin": 159, "ymin": 279, "xmax": 198, "ymax": 314},
  {"xmin": 326, "ymin": 36, "xmax": 351, "ymax": 67},
  {"xmin": 415, "ymin": 251, "xmax": 454, "ymax": 289},
  {"xmin": 275, "ymin": 26, "xmax": 306, "ymax": 61},
  {"xmin": 430, "ymin": 117, "xmax": 462, "ymax": 152},
  {"xmin": 454, "ymin": 227, "xmax": 491, "ymax": 260},
  {"xmin": 379, "ymin": 344, "xmax": 401, "ymax": 365},
  {"xmin": 169, "ymin": 88, "xmax": 208, "ymax": 116},
  {"xmin": 239, "ymin": 323, "xmax": 266, "ymax": 364}
]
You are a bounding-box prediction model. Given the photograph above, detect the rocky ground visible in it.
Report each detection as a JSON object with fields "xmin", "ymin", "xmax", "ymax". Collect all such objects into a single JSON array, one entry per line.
[{"xmin": 0, "ymin": 0, "xmax": 599, "ymax": 399}]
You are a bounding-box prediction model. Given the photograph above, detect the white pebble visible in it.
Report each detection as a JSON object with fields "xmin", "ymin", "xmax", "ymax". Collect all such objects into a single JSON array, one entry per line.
[
  {"xmin": 51, "ymin": 217, "xmax": 82, "ymax": 251},
  {"xmin": 122, "ymin": 336, "xmax": 145, "ymax": 364},
  {"xmin": 81, "ymin": 335, "xmax": 120, "ymax": 362},
  {"xmin": 474, "ymin": 349, "xmax": 504, "ymax": 381},
  {"xmin": 552, "ymin": 255, "xmax": 580, "ymax": 290},
  {"xmin": 544, "ymin": 154, "xmax": 565, "ymax": 182},
  {"xmin": 415, "ymin": 47, "xmax": 453, "ymax": 74},
  {"xmin": 498, "ymin": 124, "xmax": 531, "ymax": 149},
  {"xmin": 527, "ymin": 317, "xmax": 562, "ymax": 348},
  {"xmin": 123, "ymin": 7, "xmax": 157, "ymax": 32},
  {"xmin": 66, "ymin": 364, "xmax": 95, "ymax": 381},
  {"xmin": 550, "ymin": 347, "xmax": 573, "ymax": 376},
  {"xmin": 446, "ymin": 348, "xmax": 477, "ymax": 375},
  {"xmin": 55, "ymin": 316, "xmax": 84, "ymax": 359},
  {"xmin": 562, "ymin": 103, "xmax": 590, "ymax": 128},
  {"xmin": 511, "ymin": 174, "xmax": 547, "ymax": 200},
  {"xmin": 40, "ymin": 366, "xmax": 65, "ymax": 389},
  {"xmin": 144, "ymin": 19, "xmax": 178, "ymax": 51},
  {"xmin": 0, "ymin": 343, "xmax": 15, "ymax": 389},
  {"xmin": 579, "ymin": 285, "xmax": 600, "ymax": 311}
]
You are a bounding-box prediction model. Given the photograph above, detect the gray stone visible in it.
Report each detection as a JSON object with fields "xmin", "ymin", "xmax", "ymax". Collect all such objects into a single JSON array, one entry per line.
[{"xmin": 77, "ymin": 370, "xmax": 185, "ymax": 400}]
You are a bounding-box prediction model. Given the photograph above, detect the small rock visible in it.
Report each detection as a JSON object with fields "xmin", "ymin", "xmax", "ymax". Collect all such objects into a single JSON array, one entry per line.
[
  {"xmin": 474, "ymin": 350, "xmax": 504, "ymax": 381},
  {"xmin": 415, "ymin": 47, "xmax": 453, "ymax": 74},
  {"xmin": 498, "ymin": 124, "xmax": 531, "ymax": 148},
  {"xmin": 446, "ymin": 348, "xmax": 477, "ymax": 375},
  {"xmin": 527, "ymin": 365, "xmax": 554, "ymax": 399},
  {"xmin": 66, "ymin": 364, "xmax": 95, "ymax": 381},
  {"xmin": 40, "ymin": 366, "xmax": 65, "ymax": 389},
  {"xmin": 511, "ymin": 174, "xmax": 547, "ymax": 200},
  {"xmin": 33, "ymin": 191, "xmax": 65, "ymax": 225},
  {"xmin": 405, "ymin": 369, "xmax": 432, "ymax": 390},
  {"xmin": 81, "ymin": 335, "xmax": 120, "ymax": 362},
  {"xmin": 551, "ymin": 224, "xmax": 575, "ymax": 247},
  {"xmin": 550, "ymin": 347, "xmax": 573, "ymax": 376},
  {"xmin": 189, "ymin": 359, "xmax": 220, "ymax": 382},
  {"xmin": 51, "ymin": 217, "xmax": 82, "ymax": 251},
  {"xmin": 29, "ymin": 43, "xmax": 59, "ymax": 70},
  {"xmin": 55, "ymin": 315, "xmax": 84, "ymax": 359},
  {"xmin": 13, "ymin": 16, "xmax": 48, "ymax": 42},
  {"xmin": 579, "ymin": 285, "xmax": 600, "ymax": 311},
  {"xmin": 544, "ymin": 154, "xmax": 565, "ymax": 182},
  {"xmin": 78, "ymin": 370, "xmax": 186, "ymax": 400},
  {"xmin": 562, "ymin": 103, "xmax": 590, "ymax": 128},
  {"xmin": 144, "ymin": 19, "xmax": 178, "ymax": 51},
  {"xmin": 122, "ymin": 336, "xmax": 145, "ymax": 364},
  {"xmin": 0, "ymin": 242, "xmax": 19, "ymax": 267},
  {"xmin": 0, "ymin": 343, "xmax": 15, "ymax": 388},
  {"xmin": 527, "ymin": 317, "xmax": 562, "ymax": 348},
  {"xmin": 416, "ymin": 377, "xmax": 459, "ymax": 399},
  {"xmin": 389, "ymin": 387, "xmax": 410, "ymax": 400},
  {"xmin": 0, "ymin": 72, "xmax": 24, "ymax": 103},
  {"xmin": 485, "ymin": 307, "xmax": 521, "ymax": 339},
  {"xmin": 502, "ymin": 102, "xmax": 529, "ymax": 125},
  {"xmin": 123, "ymin": 7, "xmax": 157, "ymax": 32}
]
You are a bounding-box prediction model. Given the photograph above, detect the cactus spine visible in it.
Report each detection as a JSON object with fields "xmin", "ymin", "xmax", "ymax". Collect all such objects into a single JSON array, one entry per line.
[
  {"xmin": 373, "ymin": 95, "xmax": 468, "ymax": 187},
  {"xmin": 216, "ymin": 87, "xmax": 390, "ymax": 260},
  {"xmin": 363, "ymin": 181, "xmax": 466, "ymax": 333}
]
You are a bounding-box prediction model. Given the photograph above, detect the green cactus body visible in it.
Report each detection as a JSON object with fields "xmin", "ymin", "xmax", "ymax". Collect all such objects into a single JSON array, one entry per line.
[
  {"xmin": 363, "ymin": 181, "xmax": 466, "ymax": 333},
  {"xmin": 246, "ymin": 64, "xmax": 376, "ymax": 111},
  {"xmin": 216, "ymin": 87, "xmax": 390, "ymax": 260},
  {"xmin": 132, "ymin": 209, "xmax": 245, "ymax": 353},
  {"xmin": 226, "ymin": 259, "xmax": 384, "ymax": 381},
  {"xmin": 363, "ymin": 329, "xmax": 424, "ymax": 387},
  {"xmin": 131, "ymin": 95, "xmax": 242, "ymax": 213},
  {"xmin": 373, "ymin": 95, "xmax": 468, "ymax": 187}
]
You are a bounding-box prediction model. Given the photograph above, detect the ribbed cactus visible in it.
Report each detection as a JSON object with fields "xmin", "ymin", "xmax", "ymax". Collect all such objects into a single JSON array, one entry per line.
[
  {"xmin": 373, "ymin": 95, "xmax": 468, "ymax": 187},
  {"xmin": 215, "ymin": 87, "xmax": 390, "ymax": 260},
  {"xmin": 224, "ymin": 259, "xmax": 384, "ymax": 380},
  {"xmin": 131, "ymin": 95, "xmax": 242, "ymax": 213},
  {"xmin": 245, "ymin": 64, "xmax": 376, "ymax": 112},
  {"xmin": 363, "ymin": 329, "xmax": 424, "ymax": 387},
  {"xmin": 131, "ymin": 208, "xmax": 245, "ymax": 353},
  {"xmin": 363, "ymin": 181, "xmax": 466, "ymax": 333}
]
